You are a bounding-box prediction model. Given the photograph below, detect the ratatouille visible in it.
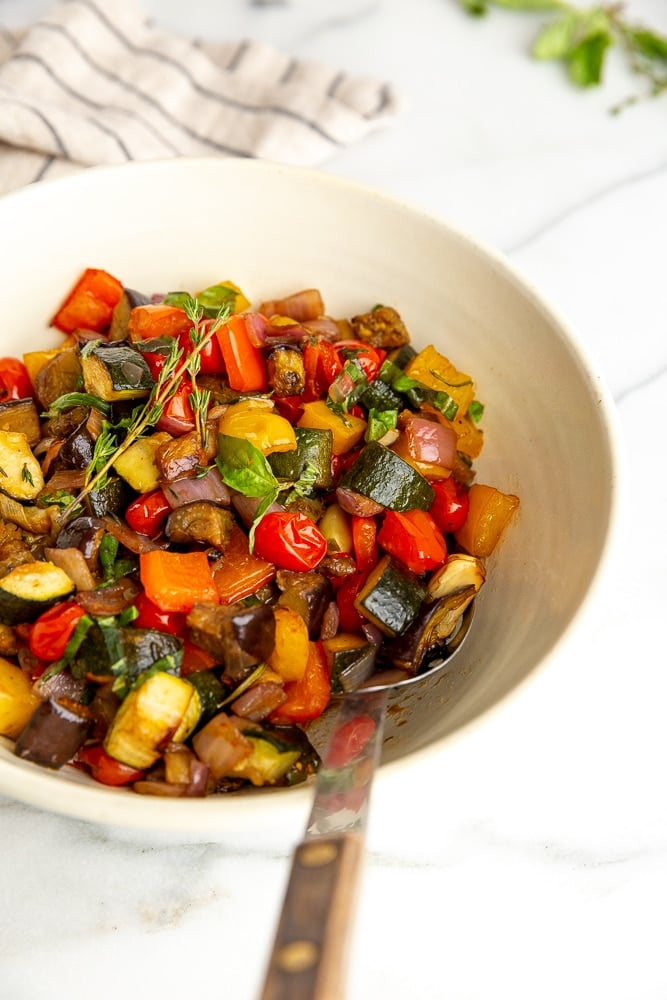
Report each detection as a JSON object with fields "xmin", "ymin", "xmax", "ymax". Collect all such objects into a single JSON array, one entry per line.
[{"xmin": 0, "ymin": 270, "xmax": 518, "ymax": 795}]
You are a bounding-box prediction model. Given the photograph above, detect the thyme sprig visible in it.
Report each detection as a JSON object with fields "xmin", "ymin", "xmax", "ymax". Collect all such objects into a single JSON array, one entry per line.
[{"xmin": 61, "ymin": 298, "xmax": 230, "ymax": 521}]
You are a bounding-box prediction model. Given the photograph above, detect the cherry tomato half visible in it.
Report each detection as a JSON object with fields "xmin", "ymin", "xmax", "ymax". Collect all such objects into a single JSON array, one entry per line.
[
  {"xmin": 333, "ymin": 340, "xmax": 385, "ymax": 382},
  {"xmin": 0, "ymin": 357, "xmax": 34, "ymax": 402},
  {"xmin": 429, "ymin": 478, "xmax": 470, "ymax": 534},
  {"xmin": 254, "ymin": 511, "xmax": 327, "ymax": 572},
  {"xmin": 28, "ymin": 602, "xmax": 87, "ymax": 661},
  {"xmin": 77, "ymin": 745, "xmax": 144, "ymax": 786},
  {"xmin": 125, "ymin": 489, "xmax": 171, "ymax": 537}
]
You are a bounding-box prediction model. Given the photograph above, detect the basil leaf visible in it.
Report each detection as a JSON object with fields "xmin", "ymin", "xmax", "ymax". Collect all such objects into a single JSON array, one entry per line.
[
  {"xmin": 216, "ymin": 433, "xmax": 279, "ymax": 498},
  {"xmin": 164, "ymin": 285, "xmax": 236, "ymax": 319},
  {"xmin": 247, "ymin": 486, "xmax": 280, "ymax": 553},
  {"xmin": 195, "ymin": 283, "xmax": 238, "ymax": 317},
  {"xmin": 365, "ymin": 408, "xmax": 398, "ymax": 442},
  {"xmin": 468, "ymin": 400, "xmax": 485, "ymax": 423},
  {"xmin": 163, "ymin": 290, "xmax": 196, "ymax": 312}
]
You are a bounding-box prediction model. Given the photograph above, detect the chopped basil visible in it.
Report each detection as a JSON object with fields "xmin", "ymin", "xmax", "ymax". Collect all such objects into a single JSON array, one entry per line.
[
  {"xmin": 469, "ymin": 400, "xmax": 485, "ymax": 423},
  {"xmin": 365, "ymin": 408, "xmax": 398, "ymax": 442}
]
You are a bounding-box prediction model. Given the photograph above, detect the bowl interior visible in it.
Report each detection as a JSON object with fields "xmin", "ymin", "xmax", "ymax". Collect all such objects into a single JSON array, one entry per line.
[{"xmin": 0, "ymin": 159, "xmax": 619, "ymax": 833}]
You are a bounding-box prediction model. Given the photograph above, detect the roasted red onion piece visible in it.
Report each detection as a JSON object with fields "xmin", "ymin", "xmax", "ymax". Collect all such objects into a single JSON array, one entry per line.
[
  {"xmin": 163, "ymin": 467, "xmax": 231, "ymax": 509},
  {"xmin": 99, "ymin": 515, "xmax": 166, "ymax": 554},
  {"xmin": 76, "ymin": 577, "xmax": 141, "ymax": 616},
  {"xmin": 259, "ymin": 288, "xmax": 324, "ymax": 323},
  {"xmin": 335, "ymin": 487, "xmax": 384, "ymax": 517},
  {"xmin": 401, "ymin": 414, "xmax": 457, "ymax": 471},
  {"xmin": 231, "ymin": 682, "xmax": 287, "ymax": 721},
  {"xmin": 44, "ymin": 546, "xmax": 95, "ymax": 592}
]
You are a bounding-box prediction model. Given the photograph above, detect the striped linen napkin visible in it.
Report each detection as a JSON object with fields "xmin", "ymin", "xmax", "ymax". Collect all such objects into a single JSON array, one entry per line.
[{"xmin": 0, "ymin": 0, "xmax": 401, "ymax": 196}]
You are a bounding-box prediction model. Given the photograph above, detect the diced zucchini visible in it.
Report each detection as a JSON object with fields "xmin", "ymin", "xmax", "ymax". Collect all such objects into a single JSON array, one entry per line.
[
  {"xmin": 185, "ymin": 670, "xmax": 226, "ymax": 723},
  {"xmin": 230, "ymin": 727, "xmax": 302, "ymax": 786},
  {"xmin": 323, "ymin": 634, "xmax": 377, "ymax": 693},
  {"xmin": 70, "ymin": 625, "xmax": 183, "ymax": 686},
  {"xmin": 104, "ymin": 672, "xmax": 200, "ymax": 770},
  {"xmin": 0, "ymin": 430, "xmax": 44, "ymax": 501},
  {"xmin": 354, "ymin": 555, "xmax": 426, "ymax": 636},
  {"xmin": 339, "ymin": 441, "xmax": 434, "ymax": 511},
  {"xmin": 81, "ymin": 342, "xmax": 154, "ymax": 402},
  {"xmin": 268, "ymin": 427, "xmax": 334, "ymax": 490},
  {"xmin": 359, "ymin": 376, "xmax": 403, "ymax": 414},
  {"xmin": 112, "ymin": 432, "xmax": 171, "ymax": 492},
  {"xmin": 0, "ymin": 562, "xmax": 76, "ymax": 625},
  {"xmin": 0, "ymin": 656, "xmax": 41, "ymax": 739}
]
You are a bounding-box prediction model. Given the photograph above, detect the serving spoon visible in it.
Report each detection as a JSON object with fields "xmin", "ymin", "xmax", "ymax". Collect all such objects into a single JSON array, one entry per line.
[{"xmin": 259, "ymin": 601, "xmax": 475, "ymax": 1000}]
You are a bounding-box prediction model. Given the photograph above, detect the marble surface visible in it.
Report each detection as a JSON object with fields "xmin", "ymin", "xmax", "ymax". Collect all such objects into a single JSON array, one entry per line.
[{"xmin": 1, "ymin": 1, "xmax": 666, "ymax": 998}]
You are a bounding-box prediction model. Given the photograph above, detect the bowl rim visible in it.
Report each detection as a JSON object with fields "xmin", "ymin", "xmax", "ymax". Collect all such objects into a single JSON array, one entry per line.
[{"xmin": 0, "ymin": 157, "xmax": 625, "ymax": 835}]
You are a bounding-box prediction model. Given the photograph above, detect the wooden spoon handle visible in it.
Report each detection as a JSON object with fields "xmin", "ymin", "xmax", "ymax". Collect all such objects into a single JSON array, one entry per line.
[{"xmin": 259, "ymin": 832, "xmax": 365, "ymax": 1000}]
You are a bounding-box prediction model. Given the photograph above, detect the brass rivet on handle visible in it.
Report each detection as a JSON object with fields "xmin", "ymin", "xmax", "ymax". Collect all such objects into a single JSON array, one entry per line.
[
  {"xmin": 276, "ymin": 939, "xmax": 320, "ymax": 973},
  {"xmin": 298, "ymin": 841, "xmax": 338, "ymax": 867}
]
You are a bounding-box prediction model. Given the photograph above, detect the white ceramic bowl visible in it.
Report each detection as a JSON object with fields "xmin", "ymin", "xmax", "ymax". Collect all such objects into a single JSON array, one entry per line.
[{"xmin": 0, "ymin": 158, "xmax": 621, "ymax": 835}]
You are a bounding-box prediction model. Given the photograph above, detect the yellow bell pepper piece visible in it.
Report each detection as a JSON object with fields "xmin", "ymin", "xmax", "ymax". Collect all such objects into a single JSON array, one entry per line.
[
  {"xmin": 404, "ymin": 344, "xmax": 475, "ymax": 419},
  {"xmin": 218, "ymin": 398, "xmax": 297, "ymax": 455},
  {"xmin": 112, "ymin": 431, "xmax": 172, "ymax": 493},
  {"xmin": 0, "ymin": 657, "xmax": 41, "ymax": 739},
  {"xmin": 267, "ymin": 607, "xmax": 310, "ymax": 682},
  {"xmin": 454, "ymin": 483, "xmax": 519, "ymax": 558},
  {"xmin": 297, "ymin": 401, "xmax": 366, "ymax": 455}
]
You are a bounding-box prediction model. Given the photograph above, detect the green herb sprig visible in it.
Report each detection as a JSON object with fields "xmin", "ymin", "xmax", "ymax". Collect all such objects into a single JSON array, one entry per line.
[
  {"xmin": 462, "ymin": 0, "xmax": 667, "ymax": 106},
  {"xmin": 60, "ymin": 296, "xmax": 230, "ymax": 522}
]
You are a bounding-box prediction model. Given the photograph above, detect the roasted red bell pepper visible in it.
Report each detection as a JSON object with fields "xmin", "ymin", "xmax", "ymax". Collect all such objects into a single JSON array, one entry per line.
[
  {"xmin": 132, "ymin": 591, "xmax": 187, "ymax": 636},
  {"xmin": 351, "ymin": 516, "xmax": 379, "ymax": 573},
  {"xmin": 51, "ymin": 268, "xmax": 124, "ymax": 334},
  {"xmin": 178, "ymin": 318, "xmax": 225, "ymax": 375},
  {"xmin": 268, "ymin": 640, "xmax": 331, "ymax": 724},
  {"xmin": 77, "ymin": 745, "xmax": 144, "ymax": 786},
  {"xmin": 127, "ymin": 303, "xmax": 192, "ymax": 342},
  {"xmin": 377, "ymin": 509, "xmax": 447, "ymax": 575},
  {"xmin": 334, "ymin": 572, "xmax": 368, "ymax": 633},
  {"xmin": 215, "ymin": 314, "xmax": 267, "ymax": 391},
  {"xmin": 212, "ymin": 525, "xmax": 276, "ymax": 604},
  {"xmin": 180, "ymin": 640, "xmax": 218, "ymax": 676},
  {"xmin": 139, "ymin": 550, "xmax": 219, "ymax": 613}
]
